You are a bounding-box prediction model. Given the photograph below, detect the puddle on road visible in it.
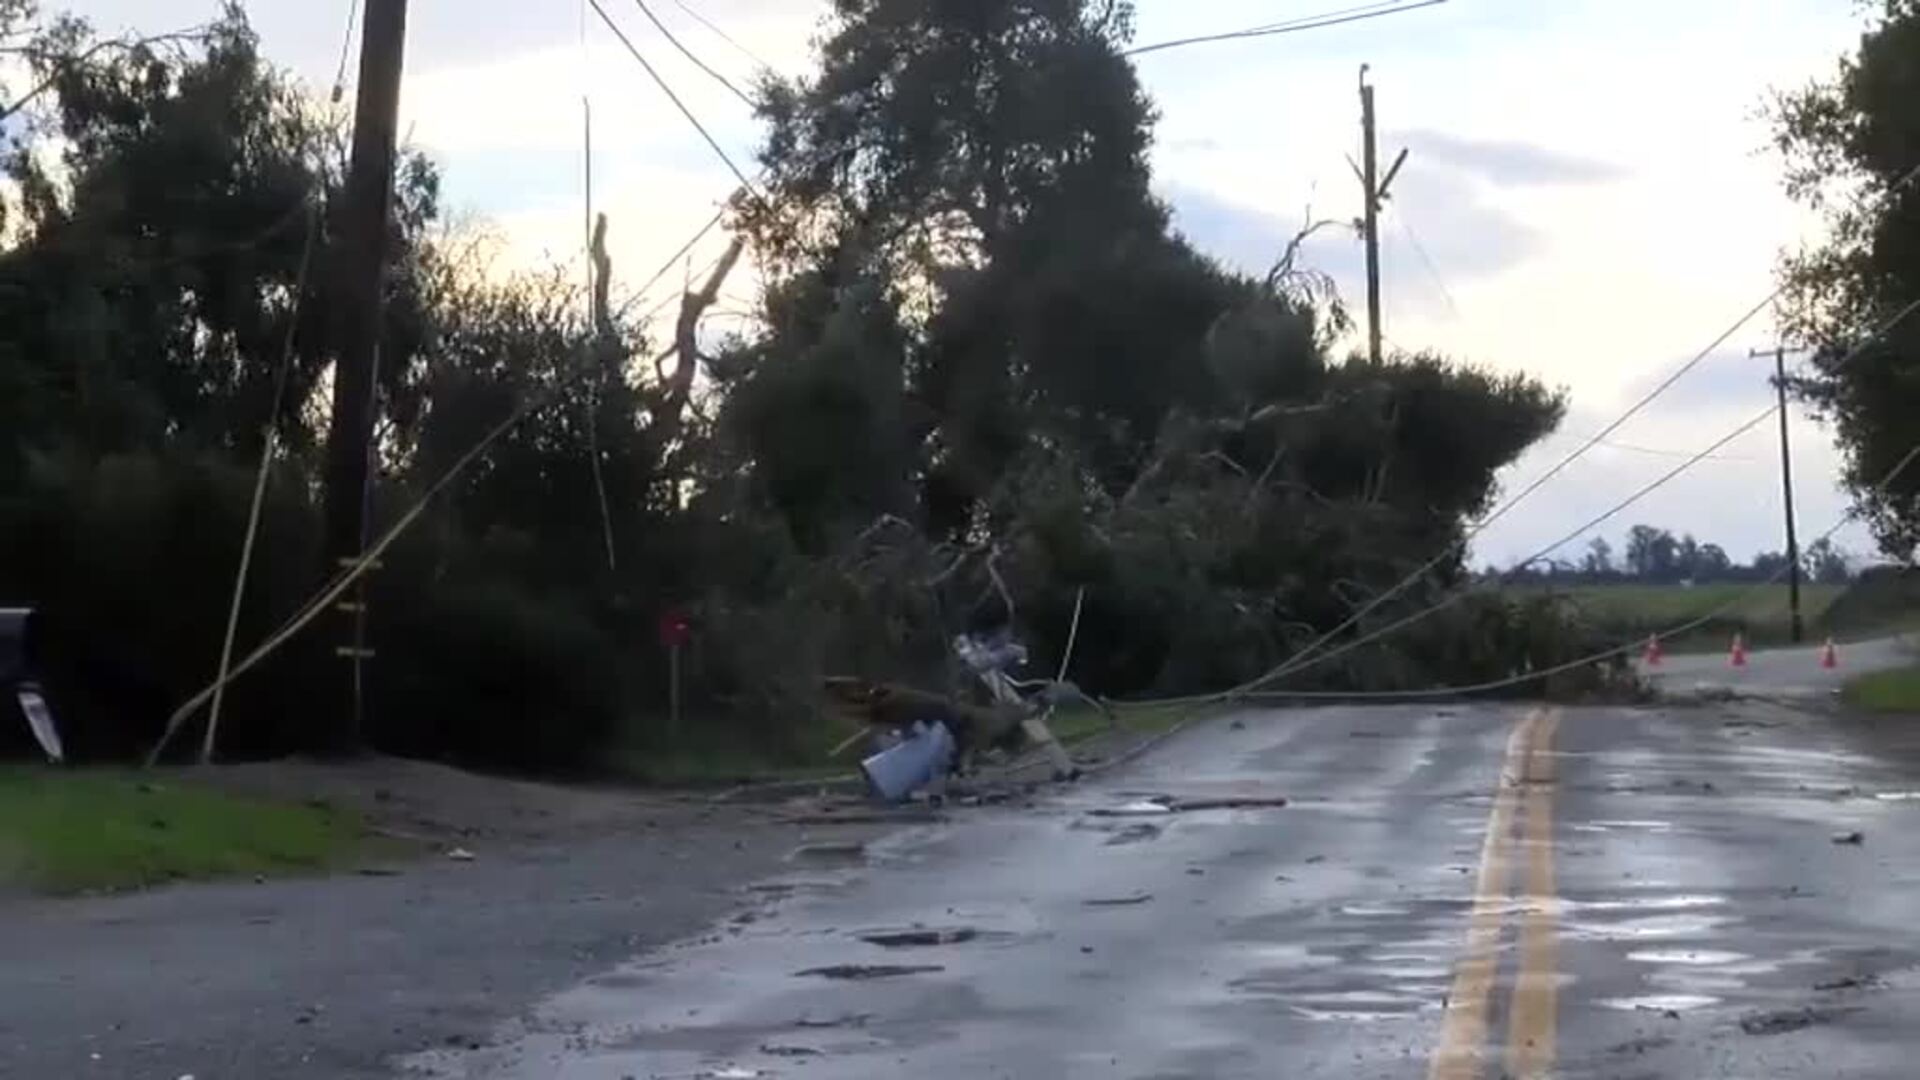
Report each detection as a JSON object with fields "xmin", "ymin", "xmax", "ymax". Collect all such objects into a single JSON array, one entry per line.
[
  {"xmin": 1628, "ymin": 949, "xmax": 1750, "ymax": 966},
  {"xmin": 1582, "ymin": 819, "xmax": 1677, "ymax": 834},
  {"xmin": 1286, "ymin": 990, "xmax": 1444, "ymax": 1023},
  {"xmin": 1238, "ymin": 943, "xmax": 1342, "ymax": 970},
  {"xmin": 1566, "ymin": 912, "xmax": 1730, "ymax": 941},
  {"xmin": 1597, "ymin": 994, "xmax": 1721, "ymax": 1013},
  {"xmin": 1369, "ymin": 964, "xmax": 1451, "ymax": 981},
  {"xmin": 1290, "ymin": 1005, "xmax": 1435, "ymax": 1023},
  {"xmin": 1338, "ymin": 904, "xmax": 1413, "ymax": 918},
  {"xmin": 788, "ymin": 842, "xmax": 868, "ymax": 867},
  {"xmin": 1563, "ymin": 894, "xmax": 1726, "ymax": 913}
]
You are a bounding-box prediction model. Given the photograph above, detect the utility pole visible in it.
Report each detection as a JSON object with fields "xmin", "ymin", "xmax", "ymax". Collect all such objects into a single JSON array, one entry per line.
[
  {"xmin": 1356, "ymin": 64, "xmax": 1408, "ymax": 366},
  {"xmin": 322, "ymin": 0, "xmax": 409, "ymax": 751},
  {"xmin": 1752, "ymin": 343, "xmax": 1811, "ymax": 644}
]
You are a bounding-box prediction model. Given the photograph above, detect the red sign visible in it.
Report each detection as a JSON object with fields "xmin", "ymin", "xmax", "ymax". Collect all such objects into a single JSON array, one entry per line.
[{"xmin": 657, "ymin": 609, "xmax": 692, "ymax": 649}]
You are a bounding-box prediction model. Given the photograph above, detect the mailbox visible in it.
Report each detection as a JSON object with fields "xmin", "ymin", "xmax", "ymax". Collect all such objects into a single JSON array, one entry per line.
[
  {"xmin": 0, "ymin": 607, "xmax": 37, "ymax": 686},
  {"xmin": 1, "ymin": 608, "xmax": 61, "ymax": 763}
]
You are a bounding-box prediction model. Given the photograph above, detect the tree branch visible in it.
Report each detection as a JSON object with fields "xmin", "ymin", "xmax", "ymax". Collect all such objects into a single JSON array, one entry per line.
[
  {"xmin": 1266, "ymin": 214, "xmax": 1349, "ymax": 290},
  {"xmin": 0, "ymin": 26, "xmax": 212, "ymax": 124}
]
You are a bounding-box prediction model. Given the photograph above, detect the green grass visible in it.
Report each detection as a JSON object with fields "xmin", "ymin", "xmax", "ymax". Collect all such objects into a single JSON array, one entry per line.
[
  {"xmin": 1843, "ymin": 666, "xmax": 1920, "ymax": 714},
  {"xmin": 1824, "ymin": 570, "xmax": 1920, "ymax": 641},
  {"xmin": 1050, "ymin": 700, "xmax": 1210, "ymax": 747},
  {"xmin": 1545, "ymin": 583, "xmax": 1843, "ymax": 624},
  {"xmin": 1516, "ymin": 583, "xmax": 1847, "ymax": 653},
  {"xmin": 620, "ymin": 749, "xmax": 850, "ymax": 788},
  {"xmin": 0, "ymin": 768, "xmax": 371, "ymax": 894}
]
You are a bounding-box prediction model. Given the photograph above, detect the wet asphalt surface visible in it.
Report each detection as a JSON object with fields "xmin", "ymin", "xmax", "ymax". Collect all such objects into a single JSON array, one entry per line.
[
  {"xmin": 13, "ymin": 693, "xmax": 1920, "ymax": 1078},
  {"xmin": 402, "ymin": 696, "xmax": 1920, "ymax": 1080}
]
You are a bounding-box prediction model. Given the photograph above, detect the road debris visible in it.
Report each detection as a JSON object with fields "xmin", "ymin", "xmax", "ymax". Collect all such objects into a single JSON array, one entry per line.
[
  {"xmin": 1608, "ymin": 1034, "xmax": 1674, "ymax": 1056},
  {"xmin": 859, "ymin": 928, "xmax": 978, "ymax": 948},
  {"xmin": 1833, "ymin": 831, "xmax": 1866, "ymax": 846},
  {"xmin": 790, "ymin": 842, "xmax": 867, "ymax": 864},
  {"xmin": 1105, "ymin": 823, "xmax": 1163, "ymax": 846},
  {"xmin": 794, "ymin": 1014, "xmax": 871, "ymax": 1029},
  {"xmin": 1816, "ymin": 975, "xmax": 1882, "ymax": 992},
  {"xmin": 1083, "ymin": 893, "xmax": 1154, "ymax": 907},
  {"xmin": 796, "ymin": 964, "xmax": 944, "ymax": 980},
  {"xmin": 1170, "ymin": 796, "xmax": 1289, "ymax": 812},
  {"xmin": 1740, "ymin": 1005, "xmax": 1860, "ymax": 1036},
  {"xmin": 445, "ymin": 847, "xmax": 476, "ymax": 862},
  {"xmin": 1088, "ymin": 794, "xmax": 1286, "ymax": 817},
  {"xmin": 759, "ymin": 1043, "xmax": 822, "ymax": 1057}
]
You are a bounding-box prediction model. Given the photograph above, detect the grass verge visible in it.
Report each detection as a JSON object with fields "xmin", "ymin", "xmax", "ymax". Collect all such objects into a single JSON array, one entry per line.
[
  {"xmin": 0, "ymin": 767, "xmax": 372, "ymax": 894},
  {"xmin": 1051, "ymin": 699, "xmax": 1213, "ymax": 748},
  {"xmin": 1843, "ymin": 666, "xmax": 1920, "ymax": 714}
]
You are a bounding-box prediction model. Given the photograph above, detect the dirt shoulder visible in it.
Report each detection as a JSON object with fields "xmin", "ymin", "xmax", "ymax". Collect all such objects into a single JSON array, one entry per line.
[
  {"xmin": 195, "ymin": 755, "xmax": 754, "ymax": 848},
  {"xmin": 0, "ymin": 758, "xmax": 910, "ymax": 1080}
]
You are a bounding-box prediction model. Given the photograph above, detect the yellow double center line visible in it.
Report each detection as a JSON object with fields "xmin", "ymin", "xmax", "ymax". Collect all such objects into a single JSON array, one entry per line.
[{"xmin": 1428, "ymin": 707, "xmax": 1561, "ymax": 1080}]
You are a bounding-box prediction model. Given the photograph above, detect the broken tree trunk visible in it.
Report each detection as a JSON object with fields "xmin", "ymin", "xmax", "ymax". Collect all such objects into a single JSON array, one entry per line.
[{"xmin": 649, "ymin": 235, "xmax": 745, "ymax": 451}]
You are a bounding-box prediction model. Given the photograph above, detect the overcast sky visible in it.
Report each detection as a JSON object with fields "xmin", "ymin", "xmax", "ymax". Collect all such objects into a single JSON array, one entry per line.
[{"xmin": 78, "ymin": 0, "xmax": 1883, "ymax": 565}]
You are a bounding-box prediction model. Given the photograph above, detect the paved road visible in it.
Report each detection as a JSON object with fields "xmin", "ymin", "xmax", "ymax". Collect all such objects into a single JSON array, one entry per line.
[
  {"xmin": 1641, "ymin": 634, "xmax": 1913, "ymax": 696},
  {"xmin": 414, "ymin": 701, "xmax": 1920, "ymax": 1080}
]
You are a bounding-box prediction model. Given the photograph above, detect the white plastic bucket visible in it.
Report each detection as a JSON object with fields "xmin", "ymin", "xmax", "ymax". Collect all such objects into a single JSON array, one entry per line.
[{"xmin": 860, "ymin": 721, "xmax": 954, "ymax": 803}]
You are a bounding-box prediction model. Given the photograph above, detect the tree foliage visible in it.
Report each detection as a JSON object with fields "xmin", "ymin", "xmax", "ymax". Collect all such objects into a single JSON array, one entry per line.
[
  {"xmin": 1772, "ymin": 0, "xmax": 1920, "ymax": 559},
  {"xmin": 1511, "ymin": 524, "xmax": 1851, "ymax": 586},
  {"xmin": 0, "ymin": 2, "xmax": 1574, "ymax": 768}
]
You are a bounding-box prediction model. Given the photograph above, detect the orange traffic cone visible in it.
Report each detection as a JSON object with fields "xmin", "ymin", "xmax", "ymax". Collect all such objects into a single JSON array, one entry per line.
[
  {"xmin": 1643, "ymin": 635, "xmax": 1664, "ymax": 667},
  {"xmin": 1729, "ymin": 633, "xmax": 1749, "ymax": 668},
  {"xmin": 1821, "ymin": 637, "xmax": 1839, "ymax": 670}
]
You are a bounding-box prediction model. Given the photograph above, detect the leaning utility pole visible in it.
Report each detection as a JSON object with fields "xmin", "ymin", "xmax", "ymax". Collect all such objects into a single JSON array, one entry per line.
[
  {"xmin": 1752, "ymin": 343, "xmax": 1811, "ymax": 644},
  {"xmin": 1355, "ymin": 65, "xmax": 1407, "ymax": 366},
  {"xmin": 322, "ymin": 0, "xmax": 409, "ymax": 751}
]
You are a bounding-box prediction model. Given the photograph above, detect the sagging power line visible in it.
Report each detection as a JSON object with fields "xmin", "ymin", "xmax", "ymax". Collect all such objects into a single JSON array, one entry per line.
[
  {"xmin": 585, "ymin": 0, "xmax": 766, "ymax": 207},
  {"xmin": 1126, "ymin": 0, "xmax": 1450, "ymax": 57},
  {"xmin": 629, "ymin": 0, "xmax": 755, "ymax": 107}
]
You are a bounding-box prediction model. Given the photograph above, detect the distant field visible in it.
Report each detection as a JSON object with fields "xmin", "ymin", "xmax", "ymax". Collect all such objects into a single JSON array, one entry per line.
[
  {"xmin": 1509, "ymin": 583, "xmax": 1849, "ymax": 653},
  {"xmin": 1543, "ymin": 584, "xmax": 1844, "ymax": 626}
]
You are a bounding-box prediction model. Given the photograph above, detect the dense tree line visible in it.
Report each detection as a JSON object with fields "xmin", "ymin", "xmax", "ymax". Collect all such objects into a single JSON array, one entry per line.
[
  {"xmin": 1503, "ymin": 528, "xmax": 1853, "ymax": 586},
  {"xmin": 0, "ymin": 2, "xmax": 1582, "ymax": 769}
]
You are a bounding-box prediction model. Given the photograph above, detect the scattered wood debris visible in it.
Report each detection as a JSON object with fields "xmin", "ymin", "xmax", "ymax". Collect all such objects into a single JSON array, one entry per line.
[
  {"xmin": 796, "ymin": 964, "xmax": 944, "ymax": 980},
  {"xmin": 1083, "ymin": 893, "xmax": 1154, "ymax": 907}
]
